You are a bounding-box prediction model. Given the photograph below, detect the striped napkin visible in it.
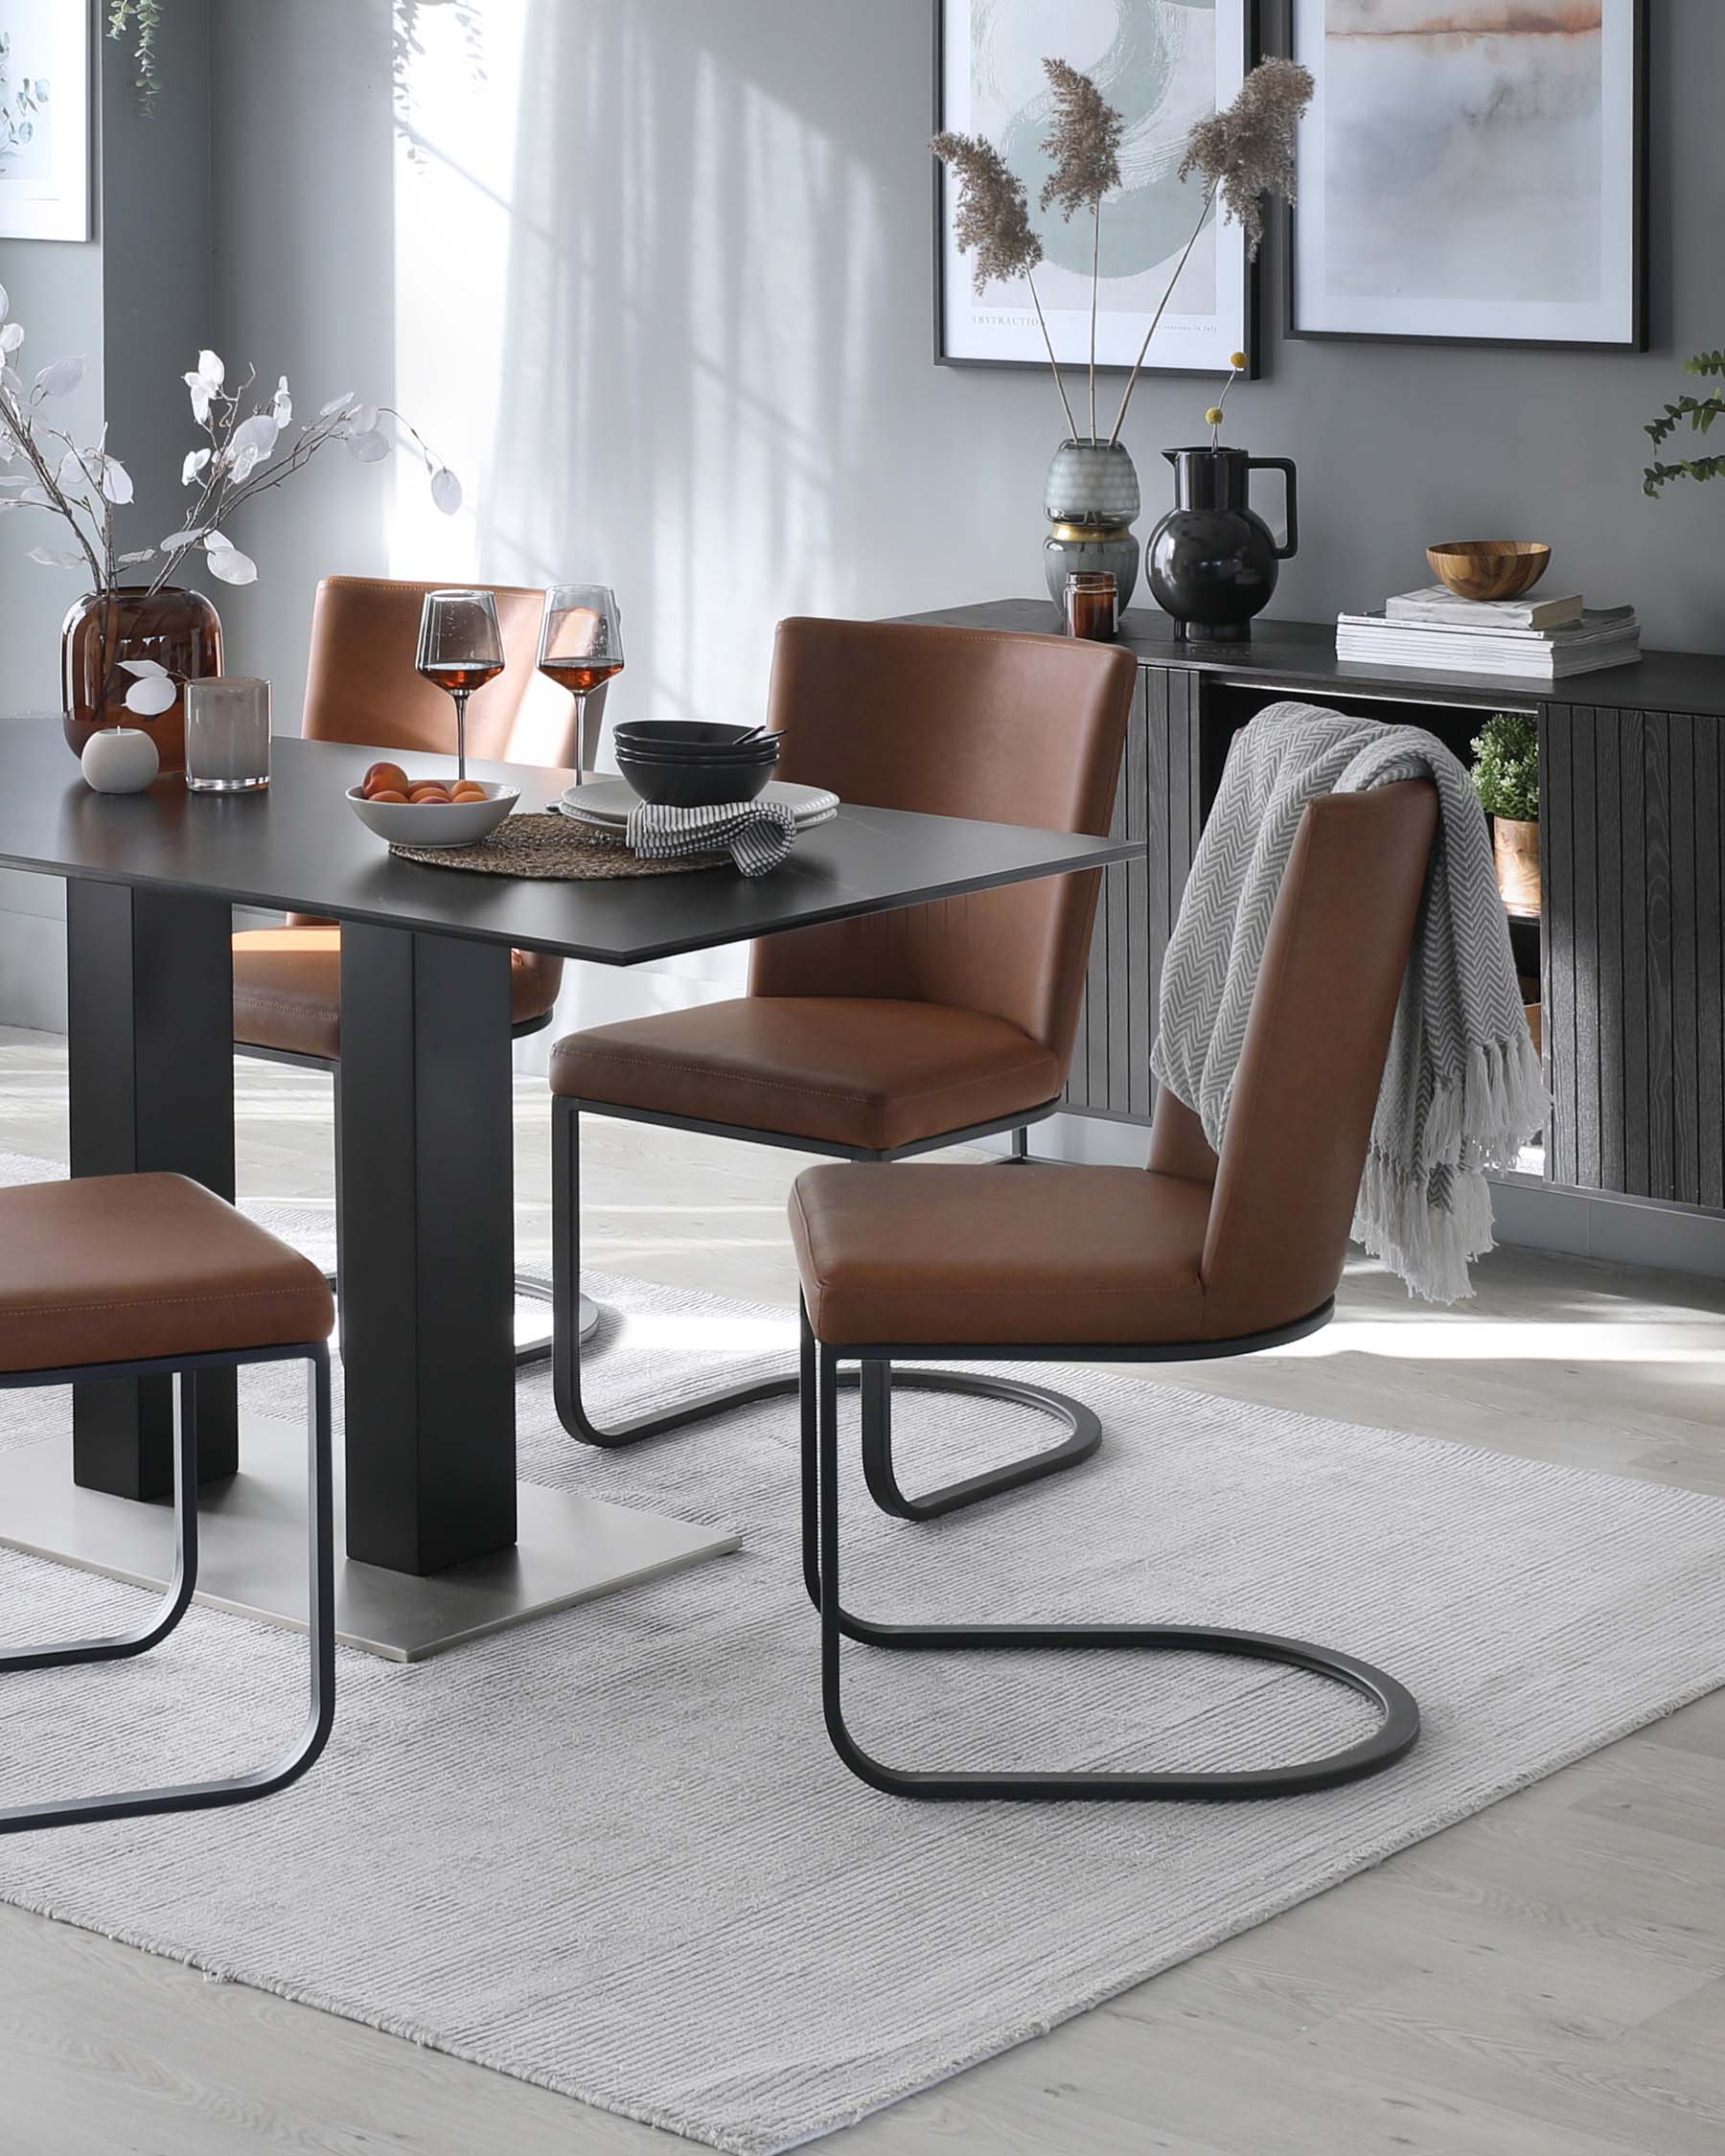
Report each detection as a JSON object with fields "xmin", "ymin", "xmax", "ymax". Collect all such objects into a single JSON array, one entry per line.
[{"xmin": 626, "ymin": 798, "xmax": 799, "ymax": 877}]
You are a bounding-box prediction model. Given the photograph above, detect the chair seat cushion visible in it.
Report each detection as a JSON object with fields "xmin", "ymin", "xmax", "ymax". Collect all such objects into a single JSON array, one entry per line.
[
  {"xmin": 233, "ymin": 927, "xmax": 564, "ymax": 1062},
  {"xmin": 549, "ymin": 998, "xmax": 1062, "ymax": 1153},
  {"xmin": 0, "ymin": 1174, "xmax": 334, "ymax": 1375},
  {"xmin": 789, "ymin": 1161, "xmax": 1214, "ymax": 1346}
]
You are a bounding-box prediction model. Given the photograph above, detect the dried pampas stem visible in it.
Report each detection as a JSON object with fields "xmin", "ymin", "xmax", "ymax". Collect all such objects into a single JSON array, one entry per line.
[
  {"xmin": 932, "ymin": 128, "xmax": 1079, "ymax": 441},
  {"xmin": 1039, "ymin": 58, "xmax": 1125, "ymax": 444}
]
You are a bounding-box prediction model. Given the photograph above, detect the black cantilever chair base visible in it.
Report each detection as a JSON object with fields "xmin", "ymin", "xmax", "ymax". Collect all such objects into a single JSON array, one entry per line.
[
  {"xmin": 0, "ymin": 1341, "xmax": 335, "ymax": 1836},
  {"xmin": 798, "ymin": 1299, "xmax": 1421, "ymax": 1802},
  {"xmin": 550, "ymin": 1096, "xmax": 1102, "ymax": 1519}
]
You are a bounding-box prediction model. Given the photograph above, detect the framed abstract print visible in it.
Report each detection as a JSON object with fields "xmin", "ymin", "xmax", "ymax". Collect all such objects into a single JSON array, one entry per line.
[
  {"xmin": 935, "ymin": 0, "xmax": 1257, "ymax": 378},
  {"xmin": 1287, "ymin": 0, "xmax": 1646, "ymax": 350}
]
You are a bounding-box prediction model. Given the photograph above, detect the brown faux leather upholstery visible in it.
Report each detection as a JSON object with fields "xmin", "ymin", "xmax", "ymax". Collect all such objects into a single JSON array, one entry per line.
[
  {"xmin": 234, "ymin": 927, "xmax": 564, "ymax": 1063},
  {"xmin": 233, "ymin": 575, "xmax": 577, "ymax": 1058},
  {"xmin": 550, "ymin": 998, "xmax": 1063, "ymax": 1153},
  {"xmin": 0, "ymin": 1173, "xmax": 334, "ymax": 1375},
  {"xmin": 300, "ymin": 575, "xmax": 579, "ymax": 767},
  {"xmin": 790, "ymin": 781, "xmax": 1439, "ymax": 1345},
  {"xmin": 790, "ymin": 1160, "xmax": 1210, "ymax": 1345},
  {"xmin": 550, "ymin": 618, "xmax": 1137, "ymax": 1141}
]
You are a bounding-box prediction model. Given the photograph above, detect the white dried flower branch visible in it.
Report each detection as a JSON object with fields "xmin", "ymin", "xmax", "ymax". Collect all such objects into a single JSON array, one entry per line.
[{"xmin": 0, "ymin": 284, "xmax": 462, "ymax": 600}]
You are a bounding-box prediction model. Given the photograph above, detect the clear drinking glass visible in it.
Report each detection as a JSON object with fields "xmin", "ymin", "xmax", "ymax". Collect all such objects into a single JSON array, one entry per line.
[
  {"xmin": 537, "ymin": 585, "xmax": 624, "ymax": 788},
  {"xmin": 184, "ymin": 676, "xmax": 271, "ymax": 792},
  {"xmin": 415, "ymin": 589, "xmax": 505, "ymax": 783}
]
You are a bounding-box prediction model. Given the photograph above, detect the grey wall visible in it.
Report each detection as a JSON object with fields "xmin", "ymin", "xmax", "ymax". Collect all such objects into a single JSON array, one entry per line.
[
  {"xmin": 206, "ymin": 0, "xmax": 396, "ymax": 710},
  {"xmin": 101, "ymin": 2, "xmax": 215, "ymax": 562}
]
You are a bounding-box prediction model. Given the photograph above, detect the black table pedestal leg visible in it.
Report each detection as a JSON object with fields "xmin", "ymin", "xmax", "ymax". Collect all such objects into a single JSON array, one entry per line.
[
  {"xmin": 336, "ymin": 924, "xmax": 518, "ymax": 1575},
  {"xmin": 67, "ymin": 881, "xmax": 238, "ymax": 1500}
]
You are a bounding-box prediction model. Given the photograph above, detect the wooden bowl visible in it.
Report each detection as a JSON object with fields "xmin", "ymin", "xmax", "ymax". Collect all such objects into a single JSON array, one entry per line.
[{"xmin": 1426, "ymin": 539, "xmax": 1552, "ymax": 603}]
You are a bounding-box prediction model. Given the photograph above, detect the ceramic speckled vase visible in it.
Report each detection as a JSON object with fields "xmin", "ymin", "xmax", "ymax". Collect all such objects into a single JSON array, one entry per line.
[{"xmin": 1043, "ymin": 439, "xmax": 1141, "ymax": 615}]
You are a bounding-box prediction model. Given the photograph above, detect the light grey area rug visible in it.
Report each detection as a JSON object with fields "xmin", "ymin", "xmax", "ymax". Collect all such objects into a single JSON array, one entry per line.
[{"xmin": 1, "ymin": 1151, "xmax": 1724, "ymax": 2153}]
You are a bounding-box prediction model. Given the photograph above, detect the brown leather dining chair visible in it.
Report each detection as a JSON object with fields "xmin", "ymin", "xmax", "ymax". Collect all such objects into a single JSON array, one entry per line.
[
  {"xmin": 790, "ymin": 778, "xmax": 1439, "ymax": 1800},
  {"xmin": 548, "ymin": 615, "xmax": 1138, "ymax": 1519},
  {"xmin": 0, "ymin": 1172, "xmax": 335, "ymax": 1834},
  {"xmin": 233, "ymin": 574, "xmax": 585, "ymax": 1064},
  {"xmin": 231, "ymin": 575, "xmax": 587, "ymax": 1357}
]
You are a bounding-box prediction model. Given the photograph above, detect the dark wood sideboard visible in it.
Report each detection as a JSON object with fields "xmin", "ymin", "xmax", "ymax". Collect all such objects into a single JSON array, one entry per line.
[{"xmin": 901, "ymin": 599, "xmax": 1725, "ymax": 1246}]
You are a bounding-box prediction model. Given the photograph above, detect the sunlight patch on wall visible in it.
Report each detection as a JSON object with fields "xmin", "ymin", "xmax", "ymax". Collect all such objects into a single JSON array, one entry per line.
[{"xmin": 388, "ymin": 0, "xmax": 530, "ymax": 583}]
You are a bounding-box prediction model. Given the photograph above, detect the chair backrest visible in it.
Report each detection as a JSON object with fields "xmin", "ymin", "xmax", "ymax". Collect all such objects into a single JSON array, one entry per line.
[
  {"xmin": 1146, "ymin": 779, "xmax": 1439, "ymax": 1337},
  {"xmin": 748, "ymin": 618, "xmax": 1137, "ymax": 1065},
  {"xmin": 301, "ymin": 576, "xmax": 581, "ymax": 768}
]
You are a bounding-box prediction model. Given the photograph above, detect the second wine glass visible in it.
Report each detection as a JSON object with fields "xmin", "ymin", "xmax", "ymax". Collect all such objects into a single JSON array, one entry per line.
[
  {"xmin": 537, "ymin": 584, "xmax": 624, "ymax": 788},
  {"xmin": 416, "ymin": 588, "xmax": 505, "ymax": 784}
]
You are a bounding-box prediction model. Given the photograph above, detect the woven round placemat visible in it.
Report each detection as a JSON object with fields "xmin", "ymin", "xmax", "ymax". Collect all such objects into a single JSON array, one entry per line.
[{"xmin": 388, "ymin": 812, "xmax": 720, "ymax": 879}]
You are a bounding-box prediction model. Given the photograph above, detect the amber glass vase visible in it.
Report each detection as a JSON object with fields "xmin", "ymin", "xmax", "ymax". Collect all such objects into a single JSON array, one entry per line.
[{"xmin": 60, "ymin": 585, "xmax": 224, "ymax": 775}]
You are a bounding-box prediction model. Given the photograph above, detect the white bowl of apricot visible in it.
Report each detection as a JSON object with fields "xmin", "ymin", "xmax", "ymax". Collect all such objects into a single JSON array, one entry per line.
[{"xmin": 347, "ymin": 761, "xmax": 518, "ymax": 849}]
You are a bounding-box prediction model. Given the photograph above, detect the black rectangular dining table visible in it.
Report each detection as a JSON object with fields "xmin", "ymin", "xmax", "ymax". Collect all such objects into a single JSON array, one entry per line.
[{"xmin": 0, "ymin": 721, "xmax": 1138, "ymax": 1657}]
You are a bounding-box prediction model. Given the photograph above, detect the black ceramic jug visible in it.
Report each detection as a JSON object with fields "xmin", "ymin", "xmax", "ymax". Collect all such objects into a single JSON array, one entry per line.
[{"xmin": 1146, "ymin": 446, "xmax": 1299, "ymax": 642}]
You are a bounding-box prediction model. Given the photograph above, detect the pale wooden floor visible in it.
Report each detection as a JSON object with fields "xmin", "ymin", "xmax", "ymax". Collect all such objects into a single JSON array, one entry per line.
[{"xmin": 1, "ymin": 1023, "xmax": 1722, "ymax": 2156}]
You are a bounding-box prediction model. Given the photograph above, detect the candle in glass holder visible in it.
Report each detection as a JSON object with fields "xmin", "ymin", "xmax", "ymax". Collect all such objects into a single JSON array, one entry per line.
[
  {"xmin": 184, "ymin": 677, "xmax": 271, "ymax": 793},
  {"xmin": 1064, "ymin": 571, "xmax": 1117, "ymax": 642}
]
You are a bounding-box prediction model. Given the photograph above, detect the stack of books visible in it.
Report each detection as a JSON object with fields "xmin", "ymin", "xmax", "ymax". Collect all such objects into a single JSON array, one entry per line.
[{"xmin": 1336, "ymin": 585, "xmax": 1641, "ymax": 679}]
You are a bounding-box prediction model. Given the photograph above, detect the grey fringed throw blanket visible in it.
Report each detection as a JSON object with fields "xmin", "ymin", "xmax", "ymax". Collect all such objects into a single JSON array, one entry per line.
[{"xmin": 1150, "ymin": 704, "xmax": 1548, "ymax": 1303}]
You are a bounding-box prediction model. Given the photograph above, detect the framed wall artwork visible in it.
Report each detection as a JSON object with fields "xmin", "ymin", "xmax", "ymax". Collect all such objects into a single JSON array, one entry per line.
[
  {"xmin": 1287, "ymin": 0, "xmax": 1646, "ymax": 351},
  {"xmin": 0, "ymin": 0, "xmax": 92, "ymax": 243},
  {"xmin": 934, "ymin": 0, "xmax": 1258, "ymax": 378}
]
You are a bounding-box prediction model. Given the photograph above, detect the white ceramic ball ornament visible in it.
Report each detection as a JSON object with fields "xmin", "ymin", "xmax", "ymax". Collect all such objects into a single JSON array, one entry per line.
[{"xmin": 80, "ymin": 726, "xmax": 160, "ymax": 794}]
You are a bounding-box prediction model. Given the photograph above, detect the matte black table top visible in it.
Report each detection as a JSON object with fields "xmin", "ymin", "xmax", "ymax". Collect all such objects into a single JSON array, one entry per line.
[
  {"xmin": 0, "ymin": 720, "xmax": 1139, "ymax": 965},
  {"xmin": 902, "ymin": 597, "xmax": 1725, "ymax": 720}
]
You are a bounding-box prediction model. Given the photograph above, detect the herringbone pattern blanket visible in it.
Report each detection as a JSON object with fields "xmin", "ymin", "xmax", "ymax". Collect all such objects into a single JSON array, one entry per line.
[{"xmin": 1150, "ymin": 704, "xmax": 1548, "ymax": 1302}]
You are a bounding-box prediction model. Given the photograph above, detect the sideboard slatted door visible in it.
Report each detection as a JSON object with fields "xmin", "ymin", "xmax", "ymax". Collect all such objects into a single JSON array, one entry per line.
[
  {"xmin": 1542, "ymin": 703, "xmax": 1725, "ymax": 1207},
  {"xmin": 1065, "ymin": 667, "xmax": 1202, "ymax": 1119}
]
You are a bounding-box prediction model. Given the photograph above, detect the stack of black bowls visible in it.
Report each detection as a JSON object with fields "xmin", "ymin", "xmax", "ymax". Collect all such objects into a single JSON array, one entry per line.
[{"xmin": 613, "ymin": 721, "xmax": 781, "ymax": 808}]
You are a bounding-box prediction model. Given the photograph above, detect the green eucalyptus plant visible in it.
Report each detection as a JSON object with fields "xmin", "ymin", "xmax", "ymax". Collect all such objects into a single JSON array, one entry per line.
[
  {"xmin": 1470, "ymin": 713, "xmax": 1539, "ymax": 825},
  {"xmin": 1644, "ymin": 351, "xmax": 1725, "ymax": 497},
  {"xmin": 109, "ymin": 3, "xmax": 485, "ymax": 126},
  {"xmin": 106, "ymin": 0, "xmax": 163, "ymax": 114}
]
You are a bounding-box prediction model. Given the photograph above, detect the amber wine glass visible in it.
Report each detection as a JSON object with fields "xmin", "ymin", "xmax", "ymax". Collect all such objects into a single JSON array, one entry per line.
[
  {"xmin": 415, "ymin": 588, "xmax": 505, "ymax": 783},
  {"xmin": 537, "ymin": 584, "xmax": 624, "ymax": 787}
]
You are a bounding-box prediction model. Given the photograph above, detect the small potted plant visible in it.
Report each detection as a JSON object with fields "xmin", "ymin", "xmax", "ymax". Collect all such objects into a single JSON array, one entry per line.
[{"xmin": 1470, "ymin": 712, "xmax": 1540, "ymax": 917}]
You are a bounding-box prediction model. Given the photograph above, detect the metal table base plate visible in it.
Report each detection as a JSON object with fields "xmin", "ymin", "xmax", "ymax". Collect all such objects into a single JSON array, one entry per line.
[{"xmin": 0, "ymin": 1412, "xmax": 740, "ymax": 1663}]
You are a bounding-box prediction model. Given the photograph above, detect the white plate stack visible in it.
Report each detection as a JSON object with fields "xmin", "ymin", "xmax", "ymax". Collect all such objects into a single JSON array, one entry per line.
[{"xmin": 555, "ymin": 778, "xmax": 840, "ymax": 831}]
